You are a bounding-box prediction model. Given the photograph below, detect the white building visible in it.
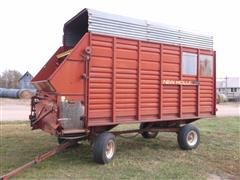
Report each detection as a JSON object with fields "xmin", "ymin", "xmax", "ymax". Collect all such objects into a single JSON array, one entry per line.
[{"xmin": 217, "ymin": 77, "xmax": 240, "ymax": 101}]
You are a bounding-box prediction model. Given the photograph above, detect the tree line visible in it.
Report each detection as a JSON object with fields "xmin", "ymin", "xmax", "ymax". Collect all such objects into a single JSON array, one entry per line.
[{"xmin": 0, "ymin": 70, "xmax": 22, "ymax": 88}]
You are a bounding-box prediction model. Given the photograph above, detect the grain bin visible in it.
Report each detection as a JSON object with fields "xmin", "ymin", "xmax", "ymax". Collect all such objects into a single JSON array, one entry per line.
[{"xmin": 0, "ymin": 88, "xmax": 19, "ymax": 98}]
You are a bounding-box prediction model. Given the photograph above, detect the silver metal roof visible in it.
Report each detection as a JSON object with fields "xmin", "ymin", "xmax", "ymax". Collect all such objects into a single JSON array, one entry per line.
[{"xmin": 64, "ymin": 8, "xmax": 213, "ymax": 50}]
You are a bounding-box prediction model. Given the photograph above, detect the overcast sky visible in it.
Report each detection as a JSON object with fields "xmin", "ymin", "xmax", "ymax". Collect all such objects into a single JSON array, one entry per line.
[{"xmin": 0, "ymin": 0, "xmax": 239, "ymax": 78}]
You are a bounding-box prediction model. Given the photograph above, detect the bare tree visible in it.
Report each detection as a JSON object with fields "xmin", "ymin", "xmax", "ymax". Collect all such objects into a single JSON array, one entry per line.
[{"xmin": 0, "ymin": 70, "xmax": 22, "ymax": 88}]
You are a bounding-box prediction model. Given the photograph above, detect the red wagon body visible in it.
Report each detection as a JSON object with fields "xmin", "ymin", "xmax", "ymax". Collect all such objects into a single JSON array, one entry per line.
[{"xmin": 29, "ymin": 8, "xmax": 216, "ymax": 163}]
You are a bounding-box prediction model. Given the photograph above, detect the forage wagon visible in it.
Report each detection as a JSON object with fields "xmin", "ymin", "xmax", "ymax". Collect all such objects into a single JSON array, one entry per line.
[{"xmin": 29, "ymin": 8, "xmax": 216, "ymax": 164}]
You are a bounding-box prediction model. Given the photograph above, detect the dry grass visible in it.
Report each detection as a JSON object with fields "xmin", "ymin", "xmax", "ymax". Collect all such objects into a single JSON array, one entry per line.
[{"xmin": 0, "ymin": 117, "xmax": 239, "ymax": 179}]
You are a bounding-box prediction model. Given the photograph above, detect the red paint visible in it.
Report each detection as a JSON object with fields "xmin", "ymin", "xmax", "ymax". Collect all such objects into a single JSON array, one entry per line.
[{"xmin": 30, "ymin": 32, "xmax": 216, "ymax": 135}]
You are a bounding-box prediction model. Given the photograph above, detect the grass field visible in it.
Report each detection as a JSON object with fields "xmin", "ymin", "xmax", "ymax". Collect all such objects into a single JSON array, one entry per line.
[{"xmin": 0, "ymin": 117, "xmax": 239, "ymax": 179}]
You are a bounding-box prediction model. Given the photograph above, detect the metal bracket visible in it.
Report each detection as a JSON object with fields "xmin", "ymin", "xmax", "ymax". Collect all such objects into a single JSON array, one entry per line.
[
  {"xmin": 81, "ymin": 46, "xmax": 92, "ymax": 61},
  {"xmin": 82, "ymin": 73, "xmax": 89, "ymax": 79}
]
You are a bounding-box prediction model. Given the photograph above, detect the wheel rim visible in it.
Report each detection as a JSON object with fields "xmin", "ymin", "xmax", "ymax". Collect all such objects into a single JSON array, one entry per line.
[
  {"xmin": 186, "ymin": 130, "xmax": 198, "ymax": 146},
  {"xmin": 148, "ymin": 131, "xmax": 157, "ymax": 136},
  {"xmin": 105, "ymin": 139, "xmax": 115, "ymax": 159}
]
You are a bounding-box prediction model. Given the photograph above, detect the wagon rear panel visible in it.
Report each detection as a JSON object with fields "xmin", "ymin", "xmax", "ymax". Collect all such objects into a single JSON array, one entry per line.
[{"xmin": 87, "ymin": 33, "xmax": 215, "ymax": 127}]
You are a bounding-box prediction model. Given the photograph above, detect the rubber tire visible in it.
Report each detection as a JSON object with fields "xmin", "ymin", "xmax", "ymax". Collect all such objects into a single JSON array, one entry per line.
[
  {"xmin": 177, "ymin": 124, "xmax": 200, "ymax": 150},
  {"xmin": 93, "ymin": 132, "xmax": 116, "ymax": 164},
  {"xmin": 140, "ymin": 123, "xmax": 158, "ymax": 139}
]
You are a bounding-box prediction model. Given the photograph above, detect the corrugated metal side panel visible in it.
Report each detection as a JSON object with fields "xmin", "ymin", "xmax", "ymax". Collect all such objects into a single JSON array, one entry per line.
[
  {"xmin": 87, "ymin": 33, "xmax": 215, "ymax": 126},
  {"xmin": 182, "ymin": 85, "xmax": 197, "ymax": 116},
  {"xmin": 162, "ymin": 45, "xmax": 180, "ymax": 117},
  {"xmin": 87, "ymin": 9, "xmax": 213, "ymax": 50},
  {"xmin": 199, "ymin": 50, "xmax": 215, "ymax": 116},
  {"xmin": 88, "ymin": 35, "xmax": 113, "ymax": 123},
  {"xmin": 115, "ymin": 38, "xmax": 138, "ymax": 120},
  {"xmin": 140, "ymin": 42, "xmax": 161, "ymax": 119},
  {"xmin": 200, "ymin": 77, "xmax": 214, "ymax": 115}
]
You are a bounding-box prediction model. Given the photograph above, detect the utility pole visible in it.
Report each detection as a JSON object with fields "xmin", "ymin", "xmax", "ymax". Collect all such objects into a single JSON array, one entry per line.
[{"xmin": 225, "ymin": 76, "xmax": 228, "ymax": 95}]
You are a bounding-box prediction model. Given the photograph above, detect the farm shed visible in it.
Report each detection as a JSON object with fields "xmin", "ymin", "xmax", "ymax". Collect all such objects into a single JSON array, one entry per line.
[
  {"xmin": 217, "ymin": 77, "xmax": 240, "ymax": 101},
  {"xmin": 18, "ymin": 71, "xmax": 35, "ymax": 89}
]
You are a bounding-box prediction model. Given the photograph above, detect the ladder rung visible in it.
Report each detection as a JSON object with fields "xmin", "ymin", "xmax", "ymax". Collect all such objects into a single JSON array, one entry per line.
[{"xmin": 56, "ymin": 49, "xmax": 73, "ymax": 59}]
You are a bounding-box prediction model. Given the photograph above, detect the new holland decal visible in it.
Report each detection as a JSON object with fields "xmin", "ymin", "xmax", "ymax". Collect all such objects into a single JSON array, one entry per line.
[{"xmin": 162, "ymin": 80, "xmax": 199, "ymax": 85}]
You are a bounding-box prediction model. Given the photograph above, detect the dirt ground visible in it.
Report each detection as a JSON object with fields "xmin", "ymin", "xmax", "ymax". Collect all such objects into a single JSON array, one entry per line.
[
  {"xmin": 0, "ymin": 98, "xmax": 239, "ymax": 121},
  {"xmin": 1, "ymin": 98, "xmax": 31, "ymax": 121},
  {"xmin": 216, "ymin": 102, "xmax": 240, "ymax": 117}
]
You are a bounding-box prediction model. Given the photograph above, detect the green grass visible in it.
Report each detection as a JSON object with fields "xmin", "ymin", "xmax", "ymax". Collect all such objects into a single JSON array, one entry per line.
[{"xmin": 1, "ymin": 117, "xmax": 239, "ymax": 179}]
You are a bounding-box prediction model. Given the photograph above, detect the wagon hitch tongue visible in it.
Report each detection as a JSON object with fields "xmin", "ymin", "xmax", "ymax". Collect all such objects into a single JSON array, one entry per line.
[{"xmin": 0, "ymin": 140, "xmax": 78, "ymax": 180}]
